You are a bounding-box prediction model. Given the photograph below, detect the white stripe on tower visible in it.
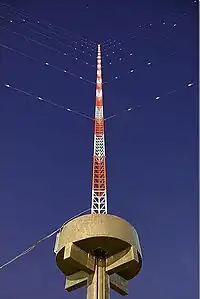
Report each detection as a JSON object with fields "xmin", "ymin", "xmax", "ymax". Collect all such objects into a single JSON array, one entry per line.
[{"xmin": 91, "ymin": 44, "xmax": 107, "ymax": 214}]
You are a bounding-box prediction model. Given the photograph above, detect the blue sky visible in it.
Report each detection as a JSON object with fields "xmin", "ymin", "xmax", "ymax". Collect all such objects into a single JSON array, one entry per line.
[{"xmin": 0, "ymin": 0, "xmax": 198, "ymax": 298}]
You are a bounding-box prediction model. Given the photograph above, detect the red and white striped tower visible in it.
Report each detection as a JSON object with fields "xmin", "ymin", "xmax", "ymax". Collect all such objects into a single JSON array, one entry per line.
[
  {"xmin": 55, "ymin": 44, "xmax": 143, "ymax": 298},
  {"xmin": 91, "ymin": 44, "xmax": 107, "ymax": 214}
]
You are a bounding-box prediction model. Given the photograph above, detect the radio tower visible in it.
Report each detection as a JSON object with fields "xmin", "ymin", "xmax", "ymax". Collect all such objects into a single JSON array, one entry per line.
[
  {"xmin": 55, "ymin": 44, "xmax": 143, "ymax": 299},
  {"xmin": 91, "ymin": 44, "xmax": 107, "ymax": 214}
]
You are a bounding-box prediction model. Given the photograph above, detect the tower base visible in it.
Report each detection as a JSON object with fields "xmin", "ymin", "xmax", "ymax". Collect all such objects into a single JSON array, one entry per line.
[{"xmin": 55, "ymin": 214, "xmax": 142, "ymax": 297}]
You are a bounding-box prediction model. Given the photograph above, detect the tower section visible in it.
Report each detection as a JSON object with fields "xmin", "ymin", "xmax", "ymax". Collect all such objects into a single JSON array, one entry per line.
[
  {"xmin": 91, "ymin": 44, "xmax": 107, "ymax": 214},
  {"xmin": 55, "ymin": 44, "xmax": 143, "ymax": 299}
]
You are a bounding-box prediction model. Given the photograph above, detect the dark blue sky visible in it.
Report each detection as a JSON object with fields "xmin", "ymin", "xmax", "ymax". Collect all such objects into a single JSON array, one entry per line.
[{"xmin": 0, "ymin": 0, "xmax": 198, "ymax": 298}]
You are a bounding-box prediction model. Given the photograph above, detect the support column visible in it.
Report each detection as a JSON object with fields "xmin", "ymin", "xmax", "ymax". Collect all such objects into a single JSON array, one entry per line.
[
  {"xmin": 87, "ymin": 262, "xmax": 98, "ymax": 299},
  {"xmin": 87, "ymin": 257, "xmax": 110, "ymax": 299}
]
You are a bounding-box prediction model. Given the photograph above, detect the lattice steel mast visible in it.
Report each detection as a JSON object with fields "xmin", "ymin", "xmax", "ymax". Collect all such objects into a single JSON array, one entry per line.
[
  {"xmin": 91, "ymin": 44, "xmax": 107, "ymax": 214},
  {"xmin": 55, "ymin": 44, "xmax": 142, "ymax": 299}
]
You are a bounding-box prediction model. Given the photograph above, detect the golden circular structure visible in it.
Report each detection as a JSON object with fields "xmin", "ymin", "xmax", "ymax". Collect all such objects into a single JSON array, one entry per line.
[{"xmin": 56, "ymin": 214, "xmax": 142, "ymax": 281}]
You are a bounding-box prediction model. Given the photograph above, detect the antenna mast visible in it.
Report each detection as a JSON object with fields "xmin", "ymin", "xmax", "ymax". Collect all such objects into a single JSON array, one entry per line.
[
  {"xmin": 91, "ymin": 44, "xmax": 107, "ymax": 214},
  {"xmin": 55, "ymin": 44, "xmax": 142, "ymax": 298}
]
